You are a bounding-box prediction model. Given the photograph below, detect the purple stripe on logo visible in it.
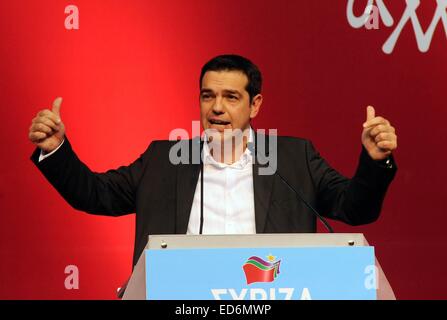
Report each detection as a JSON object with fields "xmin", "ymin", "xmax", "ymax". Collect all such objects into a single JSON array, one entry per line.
[{"xmin": 247, "ymin": 256, "xmax": 274, "ymax": 268}]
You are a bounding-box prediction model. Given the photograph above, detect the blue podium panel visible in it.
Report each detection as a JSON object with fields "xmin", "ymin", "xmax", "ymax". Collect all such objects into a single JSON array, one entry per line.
[{"xmin": 145, "ymin": 247, "xmax": 377, "ymax": 300}]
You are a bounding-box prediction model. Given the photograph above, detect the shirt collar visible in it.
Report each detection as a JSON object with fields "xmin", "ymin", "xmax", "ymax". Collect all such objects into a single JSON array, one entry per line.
[{"xmin": 203, "ymin": 127, "xmax": 254, "ymax": 169}]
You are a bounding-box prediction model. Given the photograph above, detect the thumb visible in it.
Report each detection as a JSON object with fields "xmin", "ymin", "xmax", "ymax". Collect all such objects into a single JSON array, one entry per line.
[
  {"xmin": 52, "ymin": 97, "xmax": 63, "ymax": 122},
  {"xmin": 366, "ymin": 105, "xmax": 375, "ymax": 122}
]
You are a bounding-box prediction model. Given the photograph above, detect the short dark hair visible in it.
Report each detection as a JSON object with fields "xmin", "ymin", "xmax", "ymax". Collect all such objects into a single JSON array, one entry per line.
[{"xmin": 200, "ymin": 54, "xmax": 263, "ymax": 102}]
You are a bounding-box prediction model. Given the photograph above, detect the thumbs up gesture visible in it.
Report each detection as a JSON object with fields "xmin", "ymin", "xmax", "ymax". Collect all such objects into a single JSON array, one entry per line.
[
  {"xmin": 28, "ymin": 97, "xmax": 65, "ymax": 153},
  {"xmin": 361, "ymin": 106, "xmax": 398, "ymax": 160}
]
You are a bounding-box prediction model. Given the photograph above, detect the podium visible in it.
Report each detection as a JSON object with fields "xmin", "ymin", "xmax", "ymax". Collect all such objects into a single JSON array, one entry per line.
[{"xmin": 122, "ymin": 234, "xmax": 395, "ymax": 300}]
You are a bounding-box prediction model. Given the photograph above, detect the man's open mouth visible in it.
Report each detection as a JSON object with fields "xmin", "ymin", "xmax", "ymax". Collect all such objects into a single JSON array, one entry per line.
[{"xmin": 209, "ymin": 119, "xmax": 231, "ymax": 126}]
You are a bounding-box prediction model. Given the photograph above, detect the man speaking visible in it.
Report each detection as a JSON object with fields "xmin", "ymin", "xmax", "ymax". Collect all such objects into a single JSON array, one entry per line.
[{"xmin": 28, "ymin": 55, "xmax": 398, "ymax": 270}]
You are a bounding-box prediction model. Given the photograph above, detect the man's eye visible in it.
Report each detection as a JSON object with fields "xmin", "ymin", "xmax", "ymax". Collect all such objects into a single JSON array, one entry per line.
[
  {"xmin": 201, "ymin": 94, "xmax": 212, "ymax": 100},
  {"xmin": 228, "ymin": 95, "xmax": 238, "ymax": 101}
]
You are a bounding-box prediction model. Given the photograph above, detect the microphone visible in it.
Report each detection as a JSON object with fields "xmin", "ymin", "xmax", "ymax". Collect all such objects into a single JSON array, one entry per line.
[
  {"xmin": 199, "ymin": 140, "xmax": 204, "ymax": 235},
  {"xmin": 248, "ymin": 141, "xmax": 334, "ymax": 233}
]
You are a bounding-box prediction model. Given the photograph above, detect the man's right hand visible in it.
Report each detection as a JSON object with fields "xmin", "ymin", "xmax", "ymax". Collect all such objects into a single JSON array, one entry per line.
[{"xmin": 28, "ymin": 97, "xmax": 65, "ymax": 153}]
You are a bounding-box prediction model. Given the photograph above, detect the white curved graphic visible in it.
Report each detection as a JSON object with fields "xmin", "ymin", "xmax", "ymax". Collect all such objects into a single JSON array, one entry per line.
[{"xmin": 347, "ymin": 0, "xmax": 447, "ymax": 54}]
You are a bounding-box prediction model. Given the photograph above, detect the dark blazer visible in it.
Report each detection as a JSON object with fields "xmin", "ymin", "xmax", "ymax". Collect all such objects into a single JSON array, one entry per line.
[{"xmin": 31, "ymin": 134, "xmax": 397, "ymax": 267}]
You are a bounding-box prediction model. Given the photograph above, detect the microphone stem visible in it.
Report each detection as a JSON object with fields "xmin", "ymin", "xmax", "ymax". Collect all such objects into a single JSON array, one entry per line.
[{"xmin": 199, "ymin": 153, "xmax": 204, "ymax": 235}]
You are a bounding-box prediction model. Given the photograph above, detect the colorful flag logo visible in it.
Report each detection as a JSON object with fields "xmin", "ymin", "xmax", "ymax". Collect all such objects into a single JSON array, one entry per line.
[{"xmin": 243, "ymin": 255, "xmax": 281, "ymax": 285}]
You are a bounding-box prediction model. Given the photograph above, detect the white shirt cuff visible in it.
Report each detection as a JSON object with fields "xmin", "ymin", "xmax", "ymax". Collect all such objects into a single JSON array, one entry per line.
[{"xmin": 38, "ymin": 139, "xmax": 65, "ymax": 162}]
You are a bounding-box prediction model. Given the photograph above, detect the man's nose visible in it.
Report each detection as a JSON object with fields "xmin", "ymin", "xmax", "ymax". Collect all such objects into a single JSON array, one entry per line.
[{"xmin": 212, "ymin": 97, "xmax": 225, "ymax": 114}]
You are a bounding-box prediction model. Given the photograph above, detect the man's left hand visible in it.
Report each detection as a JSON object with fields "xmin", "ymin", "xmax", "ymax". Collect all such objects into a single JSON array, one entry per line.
[{"xmin": 362, "ymin": 106, "xmax": 398, "ymax": 161}]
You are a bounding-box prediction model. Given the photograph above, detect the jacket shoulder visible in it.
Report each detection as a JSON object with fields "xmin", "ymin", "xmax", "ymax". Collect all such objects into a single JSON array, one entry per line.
[
  {"xmin": 276, "ymin": 135, "xmax": 310, "ymax": 145},
  {"xmin": 147, "ymin": 138, "xmax": 198, "ymax": 151},
  {"xmin": 143, "ymin": 138, "xmax": 200, "ymax": 164}
]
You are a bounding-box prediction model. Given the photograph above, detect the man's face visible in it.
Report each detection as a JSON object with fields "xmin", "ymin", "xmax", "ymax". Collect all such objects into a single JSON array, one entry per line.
[{"xmin": 200, "ymin": 70, "xmax": 261, "ymax": 141}]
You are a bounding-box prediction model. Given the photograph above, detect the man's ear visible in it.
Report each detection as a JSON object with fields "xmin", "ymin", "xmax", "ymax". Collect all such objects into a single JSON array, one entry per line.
[{"xmin": 250, "ymin": 94, "xmax": 263, "ymax": 119}]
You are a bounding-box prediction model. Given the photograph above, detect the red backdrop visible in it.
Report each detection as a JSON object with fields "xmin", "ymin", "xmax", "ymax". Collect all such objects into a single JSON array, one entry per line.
[{"xmin": 1, "ymin": 0, "xmax": 446, "ymax": 299}]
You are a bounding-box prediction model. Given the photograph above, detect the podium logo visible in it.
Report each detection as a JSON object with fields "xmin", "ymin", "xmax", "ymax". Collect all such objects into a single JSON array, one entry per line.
[{"xmin": 242, "ymin": 255, "xmax": 281, "ymax": 285}]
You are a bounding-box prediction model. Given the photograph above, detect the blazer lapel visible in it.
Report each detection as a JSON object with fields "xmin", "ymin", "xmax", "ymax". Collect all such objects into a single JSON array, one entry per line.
[
  {"xmin": 252, "ymin": 132, "xmax": 275, "ymax": 233},
  {"xmin": 253, "ymin": 162, "xmax": 275, "ymax": 233},
  {"xmin": 175, "ymin": 138, "xmax": 202, "ymax": 234}
]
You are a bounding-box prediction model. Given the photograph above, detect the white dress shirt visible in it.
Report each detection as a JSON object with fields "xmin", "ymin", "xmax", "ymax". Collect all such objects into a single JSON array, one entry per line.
[
  {"xmin": 187, "ymin": 129, "xmax": 256, "ymax": 235},
  {"xmin": 38, "ymin": 139, "xmax": 65, "ymax": 162}
]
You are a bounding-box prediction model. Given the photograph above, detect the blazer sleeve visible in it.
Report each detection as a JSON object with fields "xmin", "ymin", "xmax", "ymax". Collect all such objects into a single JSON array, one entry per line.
[
  {"xmin": 306, "ymin": 140, "xmax": 397, "ymax": 225},
  {"xmin": 30, "ymin": 137, "xmax": 154, "ymax": 216}
]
